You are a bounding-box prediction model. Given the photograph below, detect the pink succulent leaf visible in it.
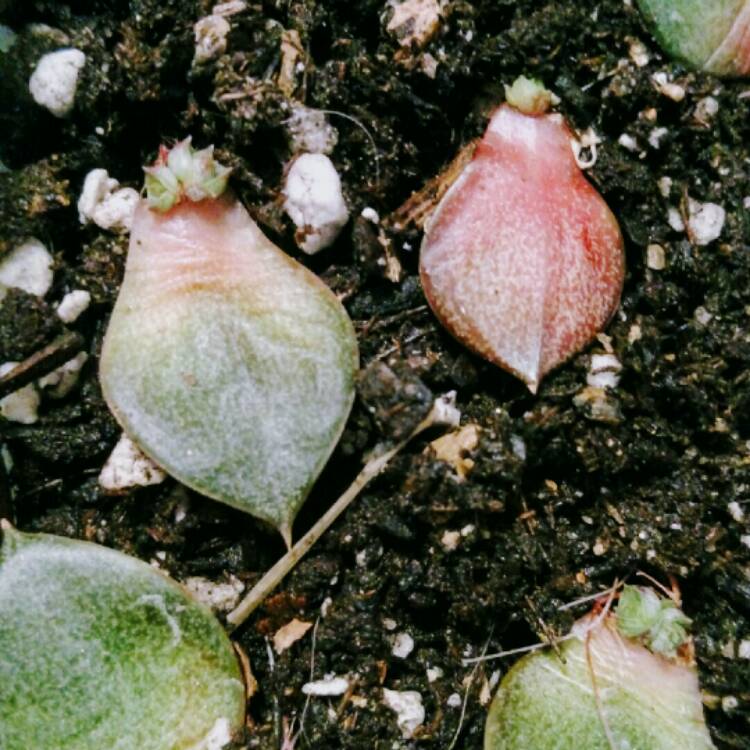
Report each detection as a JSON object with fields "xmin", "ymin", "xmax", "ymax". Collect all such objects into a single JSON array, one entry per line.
[{"xmin": 420, "ymin": 104, "xmax": 624, "ymax": 392}]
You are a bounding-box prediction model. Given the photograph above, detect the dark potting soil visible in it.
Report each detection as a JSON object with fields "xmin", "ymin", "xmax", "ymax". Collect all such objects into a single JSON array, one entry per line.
[{"xmin": 1, "ymin": 1, "xmax": 749, "ymax": 747}]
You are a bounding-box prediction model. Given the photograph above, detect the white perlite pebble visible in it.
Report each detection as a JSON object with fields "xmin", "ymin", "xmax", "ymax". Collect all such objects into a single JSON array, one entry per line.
[
  {"xmin": 687, "ymin": 198, "xmax": 725, "ymax": 246},
  {"xmin": 728, "ymin": 501, "xmax": 745, "ymax": 523},
  {"xmin": 182, "ymin": 575, "xmax": 245, "ymax": 612},
  {"xmin": 99, "ymin": 433, "xmax": 167, "ymax": 492},
  {"xmin": 285, "ymin": 105, "xmax": 339, "ymax": 155},
  {"xmin": 37, "ymin": 352, "xmax": 88, "ymax": 399},
  {"xmin": 302, "ymin": 675, "xmax": 350, "ymax": 696},
  {"xmin": 29, "ymin": 48, "xmax": 86, "ymax": 117},
  {"xmin": 0, "ymin": 238, "xmax": 54, "ymax": 300},
  {"xmin": 0, "ymin": 363, "xmax": 40, "ymax": 424},
  {"xmin": 646, "ymin": 243, "xmax": 666, "ymax": 271},
  {"xmin": 78, "ymin": 169, "xmax": 139, "ymax": 232},
  {"xmin": 446, "ymin": 692, "xmax": 462, "ymax": 708},
  {"xmin": 426, "ymin": 665, "xmax": 443, "ymax": 682},
  {"xmin": 392, "ymin": 632, "xmax": 415, "ymax": 659},
  {"xmin": 56, "ymin": 289, "xmax": 91, "ymax": 323},
  {"xmin": 739, "ymin": 640, "xmax": 750, "ymax": 659},
  {"xmin": 193, "ymin": 14, "xmax": 231, "ymax": 65},
  {"xmin": 586, "ymin": 353, "xmax": 622, "ymax": 390},
  {"xmin": 383, "ymin": 688, "xmax": 425, "ymax": 739},
  {"xmin": 283, "ymin": 153, "xmax": 349, "ymax": 254}
]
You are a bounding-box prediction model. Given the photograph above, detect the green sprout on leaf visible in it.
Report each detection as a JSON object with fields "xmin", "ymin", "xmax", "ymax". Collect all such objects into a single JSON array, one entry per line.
[
  {"xmin": 143, "ymin": 137, "xmax": 231, "ymax": 212},
  {"xmin": 616, "ymin": 585, "xmax": 692, "ymax": 657}
]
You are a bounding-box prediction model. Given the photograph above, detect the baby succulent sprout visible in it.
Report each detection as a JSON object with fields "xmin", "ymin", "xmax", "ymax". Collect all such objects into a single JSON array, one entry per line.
[
  {"xmin": 143, "ymin": 138, "xmax": 231, "ymax": 211},
  {"xmin": 0, "ymin": 521, "xmax": 245, "ymax": 750},
  {"xmin": 484, "ymin": 585, "xmax": 716, "ymax": 750},
  {"xmin": 420, "ymin": 76, "xmax": 624, "ymax": 392},
  {"xmin": 616, "ymin": 584, "xmax": 692, "ymax": 657},
  {"xmin": 100, "ymin": 139, "xmax": 358, "ymax": 546},
  {"xmin": 637, "ymin": 0, "xmax": 750, "ymax": 76}
]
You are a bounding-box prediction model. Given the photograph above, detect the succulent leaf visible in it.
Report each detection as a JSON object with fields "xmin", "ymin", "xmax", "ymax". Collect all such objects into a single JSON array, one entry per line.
[
  {"xmin": 420, "ymin": 89, "xmax": 624, "ymax": 392},
  {"xmin": 637, "ymin": 0, "xmax": 750, "ymax": 76},
  {"xmin": 0, "ymin": 522, "xmax": 245, "ymax": 750},
  {"xmin": 100, "ymin": 155, "xmax": 358, "ymax": 543},
  {"xmin": 485, "ymin": 611, "xmax": 715, "ymax": 750}
]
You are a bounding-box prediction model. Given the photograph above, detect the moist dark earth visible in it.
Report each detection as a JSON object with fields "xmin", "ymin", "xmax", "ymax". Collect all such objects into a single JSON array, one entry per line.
[{"xmin": 1, "ymin": 0, "xmax": 750, "ymax": 748}]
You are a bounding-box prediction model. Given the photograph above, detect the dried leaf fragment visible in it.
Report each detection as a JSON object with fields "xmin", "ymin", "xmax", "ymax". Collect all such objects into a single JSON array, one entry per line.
[{"xmin": 273, "ymin": 617, "xmax": 313, "ymax": 654}]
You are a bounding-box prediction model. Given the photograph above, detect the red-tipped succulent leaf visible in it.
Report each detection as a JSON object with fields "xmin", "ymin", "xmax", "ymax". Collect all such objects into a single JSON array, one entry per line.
[{"xmin": 420, "ymin": 79, "xmax": 625, "ymax": 392}]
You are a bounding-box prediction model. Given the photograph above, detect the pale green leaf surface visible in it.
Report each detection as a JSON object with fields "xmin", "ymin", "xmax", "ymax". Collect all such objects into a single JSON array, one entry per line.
[
  {"xmin": 100, "ymin": 195, "xmax": 358, "ymax": 540},
  {"xmin": 637, "ymin": 0, "xmax": 746, "ymax": 73},
  {"xmin": 485, "ymin": 617, "xmax": 715, "ymax": 750},
  {"xmin": 0, "ymin": 525, "xmax": 245, "ymax": 750}
]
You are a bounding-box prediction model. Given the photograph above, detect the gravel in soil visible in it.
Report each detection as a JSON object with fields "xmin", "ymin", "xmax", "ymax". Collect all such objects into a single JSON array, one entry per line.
[{"xmin": 1, "ymin": 1, "xmax": 749, "ymax": 747}]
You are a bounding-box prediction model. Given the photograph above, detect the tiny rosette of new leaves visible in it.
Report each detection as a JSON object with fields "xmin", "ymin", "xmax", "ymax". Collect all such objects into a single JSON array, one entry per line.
[
  {"xmin": 616, "ymin": 585, "xmax": 692, "ymax": 656},
  {"xmin": 504, "ymin": 75, "xmax": 554, "ymax": 116},
  {"xmin": 143, "ymin": 138, "xmax": 232, "ymax": 212}
]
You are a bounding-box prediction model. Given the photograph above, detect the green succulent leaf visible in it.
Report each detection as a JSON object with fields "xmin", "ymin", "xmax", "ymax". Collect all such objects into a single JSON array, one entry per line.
[
  {"xmin": 637, "ymin": 0, "xmax": 750, "ymax": 76},
  {"xmin": 485, "ymin": 614, "xmax": 715, "ymax": 750},
  {"xmin": 0, "ymin": 523, "xmax": 245, "ymax": 750},
  {"xmin": 100, "ymin": 179, "xmax": 358, "ymax": 545}
]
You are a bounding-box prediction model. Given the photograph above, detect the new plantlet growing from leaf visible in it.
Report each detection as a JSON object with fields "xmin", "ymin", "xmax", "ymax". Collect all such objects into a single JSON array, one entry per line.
[
  {"xmin": 100, "ymin": 139, "xmax": 358, "ymax": 545},
  {"xmin": 420, "ymin": 77, "xmax": 624, "ymax": 392},
  {"xmin": 483, "ymin": 586, "xmax": 716, "ymax": 750},
  {"xmin": 637, "ymin": 0, "xmax": 750, "ymax": 77},
  {"xmin": 0, "ymin": 521, "xmax": 245, "ymax": 750}
]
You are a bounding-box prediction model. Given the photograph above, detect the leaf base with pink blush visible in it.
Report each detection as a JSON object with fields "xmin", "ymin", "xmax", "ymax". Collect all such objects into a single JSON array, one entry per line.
[{"xmin": 420, "ymin": 84, "xmax": 624, "ymax": 392}]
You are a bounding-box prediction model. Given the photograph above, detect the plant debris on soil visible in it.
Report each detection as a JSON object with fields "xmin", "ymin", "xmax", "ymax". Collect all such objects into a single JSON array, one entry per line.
[{"xmin": 1, "ymin": 1, "xmax": 749, "ymax": 748}]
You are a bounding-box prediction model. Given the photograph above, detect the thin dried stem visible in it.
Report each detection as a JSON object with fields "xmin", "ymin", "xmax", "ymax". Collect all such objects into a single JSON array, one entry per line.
[{"xmin": 226, "ymin": 395, "xmax": 458, "ymax": 630}]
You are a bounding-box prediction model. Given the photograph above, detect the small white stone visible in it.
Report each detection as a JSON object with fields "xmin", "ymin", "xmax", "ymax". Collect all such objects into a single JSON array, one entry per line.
[
  {"xmin": 687, "ymin": 198, "xmax": 725, "ymax": 246},
  {"xmin": 0, "ymin": 238, "xmax": 53, "ymax": 298},
  {"xmin": 320, "ymin": 596, "xmax": 333, "ymax": 617},
  {"xmin": 728, "ymin": 501, "xmax": 745, "ymax": 523},
  {"xmin": 302, "ymin": 675, "xmax": 349, "ymax": 697},
  {"xmin": 285, "ymin": 105, "xmax": 338, "ymax": 155},
  {"xmin": 667, "ymin": 206, "xmax": 685, "ymax": 232},
  {"xmin": 78, "ymin": 169, "xmax": 138, "ymax": 232},
  {"xmin": 0, "ymin": 363, "xmax": 40, "ymax": 424},
  {"xmin": 742, "ymin": 535, "xmax": 750, "ymax": 548},
  {"xmin": 446, "ymin": 692, "xmax": 462, "ymax": 708},
  {"xmin": 283, "ymin": 154, "xmax": 349, "ymax": 254},
  {"xmin": 361, "ymin": 207, "xmax": 380, "ymax": 224},
  {"xmin": 587, "ymin": 353, "xmax": 622, "ymax": 390},
  {"xmin": 29, "ymin": 48, "xmax": 86, "ymax": 117},
  {"xmin": 739, "ymin": 640, "xmax": 750, "ymax": 659},
  {"xmin": 37, "ymin": 352, "xmax": 88, "ymax": 398},
  {"xmin": 99, "ymin": 433, "xmax": 167, "ymax": 492},
  {"xmin": 694, "ymin": 96, "xmax": 719, "ymax": 123},
  {"xmin": 648, "ymin": 127, "xmax": 668, "ymax": 149},
  {"xmin": 392, "ymin": 632, "xmax": 415, "ymax": 659},
  {"xmin": 56, "ymin": 289, "xmax": 91, "ymax": 323},
  {"xmin": 722, "ymin": 695, "xmax": 738, "ymax": 712},
  {"xmin": 356, "ymin": 549, "xmax": 368, "ymax": 567},
  {"xmin": 618, "ymin": 133, "xmax": 638, "ymax": 152},
  {"xmin": 193, "ymin": 14, "xmax": 231, "ymax": 64},
  {"xmin": 183, "ymin": 575, "xmax": 245, "ymax": 612},
  {"xmin": 383, "ymin": 688, "xmax": 425, "ymax": 739},
  {"xmin": 441, "ymin": 529, "xmax": 460, "ymax": 551},
  {"xmin": 646, "ymin": 243, "xmax": 666, "ymax": 270},
  {"xmin": 426, "ymin": 665, "xmax": 443, "ymax": 682},
  {"xmin": 657, "ymin": 176, "xmax": 673, "ymax": 198},
  {"xmin": 628, "ymin": 40, "xmax": 649, "ymax": 67},
  {"xmin": 651, "ymin": 72, "xmax": 685, "ymax": 102},
  {"xmin": 383, "ymin": 617, "xmax": 398, "ymax": 631},
  {"xmin": 386, "ymin": 0, "xmax": 442, "ymax": 49}
]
